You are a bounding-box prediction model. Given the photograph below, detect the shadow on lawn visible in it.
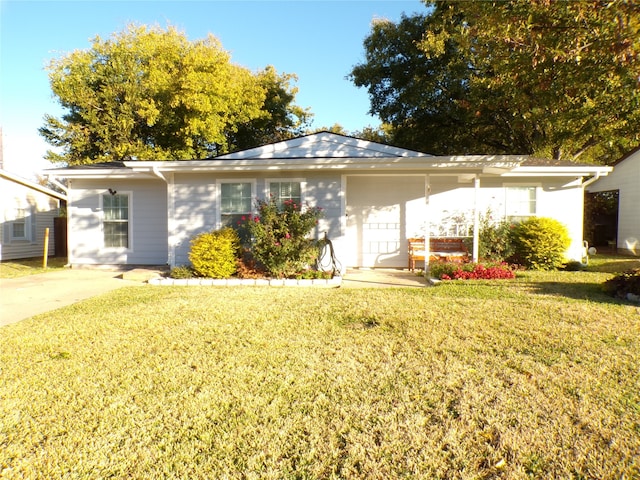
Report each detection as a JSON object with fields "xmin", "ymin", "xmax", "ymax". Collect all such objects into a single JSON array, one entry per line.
[{"xmin": 523, "ymin": 279, "xmax": 635, "ymax": 305}]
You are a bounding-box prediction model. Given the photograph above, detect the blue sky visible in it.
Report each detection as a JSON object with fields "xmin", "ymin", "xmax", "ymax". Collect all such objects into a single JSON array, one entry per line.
[{"xmin": 0, "ymin": 0, "xmax": 424, "ymax": 178}]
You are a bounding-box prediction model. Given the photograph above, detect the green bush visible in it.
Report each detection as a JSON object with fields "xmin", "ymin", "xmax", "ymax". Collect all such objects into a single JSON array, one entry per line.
[
  {"xmin": 169, "ymin": 265, "xmax": 194, "ymax": 279},
  {"xmin": 603, "ymin": 268, "xmax": 640, "ymax": 299},
  {"xmin": 188, "ymin": 227, "xmax": 240, "ymax": 278},
  {"xmin": 510, "ymin": 217, "xmax": 570, "ymax": 270},
  {"xmin": 245, "ymin": 197, "xmax": 323, "ymax": 278},
  {"xmin": 474, "ymin": 211, "xmax": 516, "ymax": 262}
]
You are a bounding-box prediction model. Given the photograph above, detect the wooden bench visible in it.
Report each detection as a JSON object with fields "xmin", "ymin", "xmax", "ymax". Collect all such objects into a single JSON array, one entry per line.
[{"xmin": 408, "ymin": 237, "xmax": 469, "ymax": 271}]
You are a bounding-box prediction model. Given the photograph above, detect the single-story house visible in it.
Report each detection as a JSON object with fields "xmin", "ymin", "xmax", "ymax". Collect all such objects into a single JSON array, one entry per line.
[
  {"xmin": 1, "ymin": 169, "xmax": 67, "ymax": 261},
  {"xmin": 586, "ymin": 146, "xmax": 640, "ymax": 256},
  {"xmin": 47, "ymin": 132, "xmax": 611, "ymax": 270}
]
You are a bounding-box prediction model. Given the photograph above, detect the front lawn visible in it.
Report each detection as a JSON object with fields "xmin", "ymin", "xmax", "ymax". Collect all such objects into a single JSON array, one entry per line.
[
  {"xmin": 0, "ymin": 257, "xmax": 67, "ymax": 278},
  {"xmin": 0, "ymin": 262, "xmax": 638, "ymax": 478}
]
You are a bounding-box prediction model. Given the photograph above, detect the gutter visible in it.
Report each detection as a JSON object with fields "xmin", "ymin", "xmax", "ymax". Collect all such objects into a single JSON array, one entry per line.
[{"xmin": 581, "ymin": 171, "xmax": 603, "ymax": 189}]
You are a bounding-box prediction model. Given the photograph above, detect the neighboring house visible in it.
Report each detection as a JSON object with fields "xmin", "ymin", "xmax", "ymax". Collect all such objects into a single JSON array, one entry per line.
[
  {"xmin": 47, "ymin": 132, "xmax": 611, "ymax": 270},
  {"xmin": 0, "ymin": 169, "xmax": 67, "ymax": 261},
  {"xmin": 586, "ymin": 146, "xmax": 640, "ymax": 256}
]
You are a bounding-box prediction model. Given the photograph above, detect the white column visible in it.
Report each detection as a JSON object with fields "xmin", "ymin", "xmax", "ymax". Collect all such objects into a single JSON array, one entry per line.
[
  {"xmin": 473, "ymin": 174, "xmax": 480, "ymax": 263},
  {"xmin": 424, "ymin": 174, "xmax": 431, "ymax": 275}
]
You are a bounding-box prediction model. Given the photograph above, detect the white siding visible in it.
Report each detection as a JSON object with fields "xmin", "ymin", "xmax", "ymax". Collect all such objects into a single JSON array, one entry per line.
[
  {"xmin": 171, "ymin": 172, "xmax": 345, "ymax": 267},
  {"xmin": 588, "ymin": 152, "xmax": 640, "ymax": 255},
  {"xmin": 68, "ymin": 179, "xmax": 168, "ymax": 266}
]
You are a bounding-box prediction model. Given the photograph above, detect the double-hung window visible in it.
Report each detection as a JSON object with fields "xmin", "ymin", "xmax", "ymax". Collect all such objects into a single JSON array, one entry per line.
[
  {"xmin": 11, "ymin": 209, "xmax": 27, "ymax": 240},
  {"xmin": 220, "ymin": 182, "xmax": 253, "ymax": 228},
  {"xmin": 3, "ymin": 207, "xmax": 33, "ymax": 243},
  {"xmin": 505, "ymin": 186, "xmax": 537, "ymax": 222},
  {"xmin": 268, "ymin": 180, "xmax": 303, "ymax": 208},
  {"xmin": 103, "ymin": 193, "xmax": 130, "ymax": 248}
]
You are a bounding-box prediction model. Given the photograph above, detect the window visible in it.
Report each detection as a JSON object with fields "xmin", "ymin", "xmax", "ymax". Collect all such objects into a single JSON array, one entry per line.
[
  {"xmin": 220, "ymin": 182, "xmax": 252, "ymax": 228},
  {"xmin": 505, "ymin": 186, "xmax": 536, "ymax": 221},
  {"xmin": 11, "ymin": 209, "xmax": 27, "ymax": 239},
  {"xmin": 269, "ymin": 181, "xmax": 302, "ymax": 208},
  {"xmin": 103, "ymin": 193, "xmax": 129, "ymax": 248}
]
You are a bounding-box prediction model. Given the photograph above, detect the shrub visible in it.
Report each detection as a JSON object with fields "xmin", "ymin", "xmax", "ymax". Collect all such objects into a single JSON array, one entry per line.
[
  {"xmin": 169, "ymin": 265, "xmax": 194, "ymax": 279},
  {"xmin": 430, "ymin": 261, "xmax": 515, "ymax": 280},
  {"xmin": 429, "ymin": 261, "xmax": 461, "ymax": 280},
  {"xmin": 188, "ymin": 227, "xmax": 240, "ymax": 278},
  {"xmin": 471, "ymin": 211, "xmax": 516, "ymax": 262},
  {"xmin": 510, "ymin": 217, "xmax": 570, "ymax": 270},
  {"xmin": 564, "ymin": 260, "xmax": 585, "ymax": 271},
  {"xmin": 603, "ymin": 268, "xmax": 640, "ymax": 299},
  {"xmin": 245, "ymin": 197, "xmax": 323, "ymax": 278}
]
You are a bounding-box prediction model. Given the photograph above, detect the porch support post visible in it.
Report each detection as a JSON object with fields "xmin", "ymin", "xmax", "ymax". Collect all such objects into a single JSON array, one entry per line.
[
  {"xmin": 472, "ymin": 174, "xmax": 480, "ymax": 263},
  {"xmin": 424, "ymin": 174, "xmax": 431, "ymax": 276}
]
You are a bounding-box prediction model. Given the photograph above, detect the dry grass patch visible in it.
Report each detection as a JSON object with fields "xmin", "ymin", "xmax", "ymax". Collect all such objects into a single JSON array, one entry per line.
[
  {"xmin": 0, "ymin": 257, "xmax": 67, "ymax": 278},
  {"xmin": 0, "ymin": 271, "xmax": 639, "ymax": 478}
]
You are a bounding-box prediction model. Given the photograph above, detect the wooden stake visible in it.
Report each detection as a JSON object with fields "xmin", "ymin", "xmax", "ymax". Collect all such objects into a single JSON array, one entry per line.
[{"xmin": 43, "ymin": 228, "xmax": 49, "ymax": 269}]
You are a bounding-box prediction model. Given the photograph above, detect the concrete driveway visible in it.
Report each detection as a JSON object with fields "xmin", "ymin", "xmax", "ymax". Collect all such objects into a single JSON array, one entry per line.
[{"xmin": 0, "ymin": 269, "xmax": 143, "ymax": 327}]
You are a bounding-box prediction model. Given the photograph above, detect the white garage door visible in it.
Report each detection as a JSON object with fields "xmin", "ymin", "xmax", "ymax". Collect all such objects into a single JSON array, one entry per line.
[{"xmin": 346, "ymin": 176, "xmax": 426, "ymax": 268}]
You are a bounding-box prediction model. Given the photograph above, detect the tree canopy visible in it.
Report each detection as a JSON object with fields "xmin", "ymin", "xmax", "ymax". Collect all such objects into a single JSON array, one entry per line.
[
  {"xmin": 350, "ymin": 0, "xmax": 640, "ymax": 164},
  {"xmin": 40, "ymin": 25, "xmax": 311, "ymax": 165}
]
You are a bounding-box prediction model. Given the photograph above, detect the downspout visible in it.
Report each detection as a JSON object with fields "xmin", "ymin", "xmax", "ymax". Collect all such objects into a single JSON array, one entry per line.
[
  {"xmin": 581, "ymin": 172, "xmax": 602, "ymax": 190},
  {"xmin": 149, "ymin": 166, "xmax": 174, "ymax": 268}
]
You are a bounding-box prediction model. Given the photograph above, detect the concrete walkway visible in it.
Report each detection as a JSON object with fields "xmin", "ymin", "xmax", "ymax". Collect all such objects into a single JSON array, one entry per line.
[
  {"xmin": 0, "ymin": 269, "xmax": 144, "ymax": 327},
  {"xmin": 342, "ymin": 268, "xmax": 429, "ymax": 288}
]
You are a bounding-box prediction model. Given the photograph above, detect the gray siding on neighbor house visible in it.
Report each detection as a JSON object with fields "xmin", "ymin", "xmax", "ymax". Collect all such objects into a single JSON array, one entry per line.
[
  {"xmin": 587, "ymin": 151, "xmax": 640, "ymax": 255},
  {"xmin": 1, "ymin": 177, "xmax": 60, "ymax": 261},
  {"xmin": 68, "ymin": 179, "xmax": 168, "ymax": 265}
]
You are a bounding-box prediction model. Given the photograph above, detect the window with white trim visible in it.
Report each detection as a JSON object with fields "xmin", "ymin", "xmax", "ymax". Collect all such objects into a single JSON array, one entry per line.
[
  {"xmin": 11, "ymin": 209, "xmax": 27, "ymax": 239},
  {"xmin": 220, "ymin": 182, "xmax": 252, "ymax": 228},
  {"xmin": 505, "ymin": 186, "xmax": 536, "ymax": 222},
  {"xmin": 3, "ymin": 207, "xmax": 33, "ymax": 243},
  {"xmin": 103, "ymin": 193, "xmax": 129, "ymax": 248},
  {"xmin": 269, "ymin": 180, "xmax": 302, "ymax": 208}
]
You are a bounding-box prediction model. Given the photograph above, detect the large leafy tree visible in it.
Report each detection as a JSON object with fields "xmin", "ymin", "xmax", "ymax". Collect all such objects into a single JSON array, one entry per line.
[
  {"xmin": 351, "ymin": 1, "xmax": 640, "ymax": 164},
  {"xmin": 225, "ymin": 66, "xmax": 311, "ymax": 151},
  {"xmin": 40, "ymin": 25, "xmax": 310, "ymax": 165}
]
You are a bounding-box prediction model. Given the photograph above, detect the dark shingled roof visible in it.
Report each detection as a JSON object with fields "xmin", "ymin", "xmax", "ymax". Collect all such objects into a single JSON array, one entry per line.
[
  {"xmin": 63, "ymin": 161, "xmax": 128, "ymax": 169},
  {"xmin": 521, "ymin": 157, "xmax": 598, "ymax": 167}
]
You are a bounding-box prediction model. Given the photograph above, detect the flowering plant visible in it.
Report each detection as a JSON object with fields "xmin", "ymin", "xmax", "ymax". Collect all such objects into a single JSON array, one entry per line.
[
  {"xmin": 244, "ymin": 196, "xmax": 323, "ymax": 278},
  {"xmin": 431, "ymin": 261, "xmax": 515, "ymax": 281}
]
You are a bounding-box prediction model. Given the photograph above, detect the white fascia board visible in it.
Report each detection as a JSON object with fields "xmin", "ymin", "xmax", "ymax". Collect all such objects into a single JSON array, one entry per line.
[
  {"xmin": 126, "ymin": 155, "xmax": 525, "ymax": 173},
  {"xmin": 44, "ymin": 168, "xmax": 139, "ymax": 179},
  {"xmin": 501, "ymin": 165, "xmax": 613, "ymax": 177}
]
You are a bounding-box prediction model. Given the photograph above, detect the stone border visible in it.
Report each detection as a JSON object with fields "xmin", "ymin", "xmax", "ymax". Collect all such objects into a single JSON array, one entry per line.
[{"xmin": 148, "ymin": 276, "xmax": 342, "ymax": 288}]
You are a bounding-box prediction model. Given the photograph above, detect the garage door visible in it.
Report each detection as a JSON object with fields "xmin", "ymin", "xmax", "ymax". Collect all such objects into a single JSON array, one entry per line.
[{"xmin": 346, "ymin": 176, "xmax": 426, "ymax": 268}]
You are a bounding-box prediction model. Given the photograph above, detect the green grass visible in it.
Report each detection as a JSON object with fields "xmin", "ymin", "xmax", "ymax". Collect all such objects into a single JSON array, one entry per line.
[
  {"xmin": 0, "ymin": 257, "xmax": 68, "ymax": 278},
  {"xmin": 0, "ymin": 257, "xmax": 639, "ymax": 479}
]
